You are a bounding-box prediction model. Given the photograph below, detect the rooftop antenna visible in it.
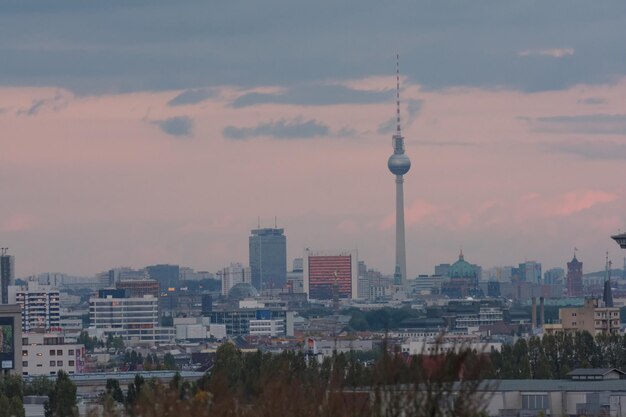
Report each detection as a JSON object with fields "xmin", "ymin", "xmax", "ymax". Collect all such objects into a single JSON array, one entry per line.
[
  {"xmin": 274, "ymin": 216, "xmax": 277, "ymax": 228},
  {"xmin": 396, "ymin": 53, "xmax": 401, "ymax": 134},
  {"xmin": 257, "ymin": 216, "xmax": 260, "ymax": 229}
]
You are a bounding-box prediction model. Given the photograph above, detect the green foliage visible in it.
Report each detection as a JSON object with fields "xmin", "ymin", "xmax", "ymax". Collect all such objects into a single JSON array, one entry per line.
[
  {"xmin": 105, "ymin": 379, "xmax": 124, "ymax": 403},
  {"xmin": 77, "ymin": 331, "xmax": 99, "ymax": 352},
  {"xmin": 44, "ymin": 371, "xmax": 78, "ymax": 417},
  {"xmin": 23, "ymin": 376, "xmax": 55, "ymax": 396},
  {"xmin": 106, "ymin": 335, "xmax": 124, "ymax": 351},
  {"xmin": 491, "ymin": 331, "xmax": 626, "ymax": 380},
  {"xmin": 347, "ymin": 307, "xmax": 423, "ymax": 331},
  {"xmin": 8, "ymin": 396, "xmax": 25, "ymax": 417},
  {"xmin": 163, "ymin": 353, "xmax": 177, "ymax": 370}
]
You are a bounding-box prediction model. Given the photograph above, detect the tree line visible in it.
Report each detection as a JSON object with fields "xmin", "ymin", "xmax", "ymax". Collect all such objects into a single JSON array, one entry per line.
[
  {"xmin": 489, "ymin": 331, "xmax": 626, "ymax": 379},
  {"xmin": 97, "ymin": 342, "xmax": 493, "ymax": 417}
]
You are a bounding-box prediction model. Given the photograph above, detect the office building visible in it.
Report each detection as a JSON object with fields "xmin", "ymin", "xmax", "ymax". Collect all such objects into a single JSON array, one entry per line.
[
  {"xmin": 115, "ymin": 279, "xmax": 160, "ymax": 298},
  {"xmin": 566, "ymin": 254, "xmax": 583, "ymax": 297},
  {"xmin": 8, "ymin": 281, "xmax": 60, "ymax": 332},
  {"xmin": 146, "ymin": 264, "xmax": 180, "ymax": 290},
  {"xmin": 249, "ymin": 228, "xmax": 287, "ymax": 292},
  {"xmin": 89, "ymin": 291, "xmax": 174, "ymax": 345},
  {"xmin": 208, "ymin": 307, "xmax": 294, "ymax": 337},
  {"xmin": 217, "ymin": 263, "xmax": 251, "ymax": 296},
  {"xmin": 1, "ymin": 252, "xmax": 15, "ymax": 304},
  {"xmin": 303, "ymin": 249, "xmax": 358, "ymax": 300},
  {"xmin": 518, "ymin": 261, "xmax": 542, "ymax": 284},
  {"xmin": 544, "ymin": 267, "xmax": 565, "ymax": 284}
]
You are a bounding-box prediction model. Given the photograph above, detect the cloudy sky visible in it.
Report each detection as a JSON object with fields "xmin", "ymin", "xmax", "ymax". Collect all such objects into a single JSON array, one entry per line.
[{"xmin": 2, "ymin": 1, "xmax": 626, "ymax": 277}]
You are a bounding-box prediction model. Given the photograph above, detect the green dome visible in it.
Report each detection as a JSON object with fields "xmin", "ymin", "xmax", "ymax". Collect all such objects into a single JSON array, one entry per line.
[{"xmin": 448, "ymin": 250, "xmax": 477, "ymax": 279}]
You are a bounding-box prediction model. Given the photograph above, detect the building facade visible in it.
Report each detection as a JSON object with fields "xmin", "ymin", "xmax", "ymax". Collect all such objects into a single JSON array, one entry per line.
[
  {"xmin": 560, "ymin": 298, "xmax": 620, "ymax": 335},
  {"xmin": 303, "ymin": 249, "xmax": 358, "ymax": 300},
  {"xmin": 566, "ymin": 255, "xmax": 584, "ymax": 297},
  {"xmin": 115, "ymin": 279, "xmax": 160, "ymax": 298},
  {"xmin": 89, "ymin": 292, "xmax": 174, "ymax": 345},
  {"xmin": 146, "ymin": 264, "xmax": 180, "ymax": 290},
  {"xmin": 249, "ymin": 228, "xmax": 287, "ymax": 292},
  {"xmin": 217, "ymin": 263, "xmax": 251, "ymax": 296},
  {"xmin": 1, "ymin": 254, "xmax": 15, "ymax": 305},
  {"xmin": 21, "ymin": 332, "xmax": 85, "ymax": 376},
  {"xmin": 8, "ymin": 281, "xmax": 60, "ymax": 332}
]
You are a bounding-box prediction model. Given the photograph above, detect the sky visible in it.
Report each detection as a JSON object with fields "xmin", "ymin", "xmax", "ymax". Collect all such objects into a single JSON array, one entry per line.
[{"xmin": 2, "ymin": 1, "xmax": 626, "ymax": 277}]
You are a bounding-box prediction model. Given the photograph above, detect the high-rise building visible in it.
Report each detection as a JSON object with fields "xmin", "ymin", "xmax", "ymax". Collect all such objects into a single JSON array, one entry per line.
[
  {"xmin": 217, "ymin": 263, "xmax": 251, "ymax": 296},
  {"xmin": 146, "ymin": 264, "xmax": 180, "ymax": 290},
  {"xmin": 303, "ymin": 249, "xmax": 358, "ymax": 300},
  {"xmin": 566, "ymin": 255, "xmax": 583, "ymax": 297},
  {"xmin": 8, "ymin": 281, "xmax": 60, "ymax": 332},
  {"xmin": 1, "ymin": 251, "xmax": 15, "ymax": 304},
  {"xmin": 517, "ymin": 261, "xmax": 542, "ymax": 284},
  {"xmin": 249, "ymin": 228, "xmax": 287, "ymax": 292},
  {"xmin": 387, "ymin": 56, "xmax": 411, "ymax": 286},
  {"xmin": 544, "ymin": 267, "xmax": 565, "ymax": 285}
]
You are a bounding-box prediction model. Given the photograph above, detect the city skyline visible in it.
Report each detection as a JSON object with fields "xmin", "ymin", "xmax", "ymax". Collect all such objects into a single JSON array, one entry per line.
[{"xmin": 2, "ymin": 3, "xmax": 626, "ymax": 276}]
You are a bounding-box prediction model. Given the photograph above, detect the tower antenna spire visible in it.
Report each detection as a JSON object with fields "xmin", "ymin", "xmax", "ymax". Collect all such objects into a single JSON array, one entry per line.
[{"xmin": 396, "ymin": 53, "xmax": 401, "ymax": 134}]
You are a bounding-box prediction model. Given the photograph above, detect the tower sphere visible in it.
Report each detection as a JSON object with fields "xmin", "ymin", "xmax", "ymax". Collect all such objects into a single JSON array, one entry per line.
[{"xmin": 388, "ymin": 153, "xmax": 411, "ymax": 175}]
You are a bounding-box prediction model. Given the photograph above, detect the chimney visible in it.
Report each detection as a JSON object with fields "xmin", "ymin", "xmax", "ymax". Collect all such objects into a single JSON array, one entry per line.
[
  {"xmin": 530, "ymin": 297, "xmax": 537, "ymax": 330},
  {"xmin": 539, "ymin": 297, "xmax": 545, "ymax": 327}
]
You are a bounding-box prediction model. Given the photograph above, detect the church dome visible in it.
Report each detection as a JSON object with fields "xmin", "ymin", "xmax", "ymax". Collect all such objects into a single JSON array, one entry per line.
[
  {"xmin": 448, "ymin": 250, "xmax": 477, "ymax": 279},
  {"xmin": 228, "ymin": 283, "xmax": 259, "ymax": 300}
]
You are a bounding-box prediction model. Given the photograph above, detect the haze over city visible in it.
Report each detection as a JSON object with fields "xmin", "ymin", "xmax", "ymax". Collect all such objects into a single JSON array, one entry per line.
[{"xmin": 2, "ymin": 1, "xmax": 626, "ymax": 277}]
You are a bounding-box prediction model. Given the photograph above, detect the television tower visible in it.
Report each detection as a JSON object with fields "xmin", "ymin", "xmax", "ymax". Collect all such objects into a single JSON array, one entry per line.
[{"xmin": 387, "ymin": 55, "xmax": 411, "ymax": 286}]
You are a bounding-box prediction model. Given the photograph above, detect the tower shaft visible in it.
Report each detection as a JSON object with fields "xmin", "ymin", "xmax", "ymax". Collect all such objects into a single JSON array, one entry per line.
[{"xmin": 396, "ymin": 175, "xmax": 407, "ymax": 285}]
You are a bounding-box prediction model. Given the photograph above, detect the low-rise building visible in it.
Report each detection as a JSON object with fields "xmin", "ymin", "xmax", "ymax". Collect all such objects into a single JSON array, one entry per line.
[
  {"xmin": 21, "ymin": 332, "xmax": 85, "ymax": 376},
  {"xmin": 560, "ymin": 298, "xmax": 620, "ymax": 335}
]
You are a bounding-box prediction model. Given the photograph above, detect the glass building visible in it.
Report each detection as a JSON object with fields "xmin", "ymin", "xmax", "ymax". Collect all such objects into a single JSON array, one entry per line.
[{"xmin": 249, "ymin": 228, "xmax": 287, "ymax": 292}]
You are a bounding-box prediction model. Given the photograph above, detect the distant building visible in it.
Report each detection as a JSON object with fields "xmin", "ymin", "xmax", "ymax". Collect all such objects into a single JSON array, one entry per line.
[
  {"xmin": 89, "ymin": 293, "xmax": 174, "ymax": 345},
  {"xmin": 544, "ymin": 267, "xmax": 565, "ymax": 285},
  {"xmin": 518, "ymin": 261, "xmax": 542, "ymax": 284},
  {"xmin": 566, "ymin": 255, "xmax": 584, "ymax": 297},
  {"xmin": 216, "ymin": 263, "xmax": 251, "ymax": 296},
  {"xmin": 249, "ymin": 228, "xmax": 287, "ymax": 292},
  {"xmin": 560, "ymin": 298, "xmax": 620, "ymax": 335},
  {"xmin": 1, "ymin": 253, "xmax": 15, "ymax": 304},
  {"xmin": 441, "ymin": 251, "xmax": 481, "ymax": 298},
  {"xmin": 146, "ymin": 264, "xmax": 180, "ymax": 290},
  {"xmin": 208, "ymin": 307, "xmax": 294, "ymax": 337},
  {"xmin": 116, "ymin": 279, "xmax": 160, "ymax": 298},
  {"xmin": 303, "ymin": 249, "xmax": 358, "ymax": 300},
  {"xmin": 21, "ymin": 332, "xmax": 85, "ymax": 376},
  {"xmin": 8, "ymin": 281, "xmax": 60, "ymax": 332}
]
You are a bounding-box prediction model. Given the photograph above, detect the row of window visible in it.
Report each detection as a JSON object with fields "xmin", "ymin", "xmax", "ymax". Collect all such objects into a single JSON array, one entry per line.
[
  {"xmin": 22, "ymin": 360, "xmax": 75, "ymax": 367},
  {"xmin": 22, "ymin": 349, "xmax": 75, "ymax": 357}
]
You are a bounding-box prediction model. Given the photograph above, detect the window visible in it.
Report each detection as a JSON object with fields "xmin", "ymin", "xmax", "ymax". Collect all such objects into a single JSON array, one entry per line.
[
  {"xmin": 57, "ymin": 350, "xmax": 63, "ymax": 356},
  {"xmin": 68, "ymin": 349, "xmax": 74, "ymax": 356},
  {"xmin": 22, "ymin": 350, "xmax": 28, "ymax": 356},
  {"xmin": 22, "ymin": 338, "xmax": 28, "ymax": 345},
  {"xmin": 36, "ymin": 364, "xmax": 42, "ymax": 367},
  {"xmin": 69, "ymin": 360, "xmax": 75, "ymax": 367},
  {"xmin": 522, "ymin": 394, "xmax": 548, "ymax": 410},
  {"xmin": 50, "ymin": 350, "xmax": 56, "ymax": 356},
  {"xmin": 22, "ymin": 361, "xmax": 28, "ymax": 367},
  {"xmin": 50, "ymin": 361, "xmax": 55, "ymax": 366},
  {"xmin": 57, "ymin": 361, "xmax": 63, "ymax": 366}
]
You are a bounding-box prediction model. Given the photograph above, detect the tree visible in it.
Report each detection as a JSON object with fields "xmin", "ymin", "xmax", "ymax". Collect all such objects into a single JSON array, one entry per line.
[
  {"xmin": 0, "ymin": 395, "xmax": 10, "ymax": 417},
  {"xmin": 77, "ymin": 331, "xmax": 97, "ymax": 352},
  {"xmin": 163, "ymin": 353, "xmax": 177, "ymax": 370},
  {"xmin": 44, "ymin": 371, "xmax": 78, "ymax": 417},
  {"xmin": 105, "ymin": 379, "xmax": 124, "ymax": 403},
  {"xmin": 8, "ymin": 396, "xmax": 25, "ymax": 417}
]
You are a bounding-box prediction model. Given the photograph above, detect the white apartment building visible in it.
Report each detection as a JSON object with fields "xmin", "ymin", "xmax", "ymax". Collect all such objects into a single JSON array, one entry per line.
[
  {"xmin": 249, "ymin": 319, "xmax": 285, "ymax": 336},
  {"xmin": 217, "ymin": 263, "xmax": 251, "ymax": 296},
  {"xmin": 21, "ymin": 332, "xmax": 85, "ymax": 376},
  {"xmin": 9, "ymin": 281, "xmax": 60, "ymax": 332},
  {"xmin": 89, "ymin": 294, "xmax": 174, "ymax": 345}
]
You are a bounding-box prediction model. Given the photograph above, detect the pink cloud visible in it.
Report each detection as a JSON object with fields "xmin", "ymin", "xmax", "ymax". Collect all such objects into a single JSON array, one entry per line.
[
  {"xmin": 551, "ymin": 190, "xmax": 618, "ymax": 215},
  {"xmin": 1, "ymin": 213, "xmax": 38, "ymax": 232}
]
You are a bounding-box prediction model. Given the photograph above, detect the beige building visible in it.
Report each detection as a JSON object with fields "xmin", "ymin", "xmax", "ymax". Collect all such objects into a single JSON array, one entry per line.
[
  {"xmin": 560, "ymin": 298, "xmax": 620, "ymax": 335},
  {"xmin": 21, "ymin": 332, "xmax": 85, "ymax": 376}
]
